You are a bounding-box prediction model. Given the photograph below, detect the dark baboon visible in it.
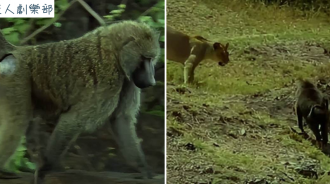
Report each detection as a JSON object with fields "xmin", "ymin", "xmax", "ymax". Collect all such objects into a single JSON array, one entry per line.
[
  {"xmin": 295, "ymin": 79, "xmax": 329, "ymax": 150},
  {"xmin": 0, "ymin": 20, "xmax": 160, "ymax": 183}
]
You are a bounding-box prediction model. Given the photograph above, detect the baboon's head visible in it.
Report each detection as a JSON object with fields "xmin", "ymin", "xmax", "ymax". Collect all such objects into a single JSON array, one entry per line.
[
  {"xmin": 119, "ymin": 25, "xmax": 160, "ymax": 89},
  {"xmin": 212, "ymin": 42, "xmax": 229, "ymax": 66}
]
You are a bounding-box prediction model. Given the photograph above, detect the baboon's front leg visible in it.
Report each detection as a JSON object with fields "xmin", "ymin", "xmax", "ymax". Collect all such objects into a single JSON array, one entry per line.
[
  {"xmin": 111, "ymin": 115, "xmax": 151, "ymax": 178},
  {"xmin": 110, "ymin": 80, "xmax": 152, "ymax": 179},
  {"xmin": 34, "ymin": 112, "xmax": 81, "ymax": 184},
  {"xmin": 309, "ymin": 123, "xmax": 322, "ymax": 149}
]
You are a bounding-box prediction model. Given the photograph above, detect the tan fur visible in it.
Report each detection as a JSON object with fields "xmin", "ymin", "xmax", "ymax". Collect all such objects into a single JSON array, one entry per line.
[
  {"xmin": 0, "ymin": 20, "xmax": 160, "ymax": 181},
  {"xmin": 166, "ymin": 26, "xmax": 230, "ymax": 84}
]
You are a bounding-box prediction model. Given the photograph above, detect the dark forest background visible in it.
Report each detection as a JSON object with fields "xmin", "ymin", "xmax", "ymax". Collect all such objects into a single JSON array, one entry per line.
[{"xmin": 0, "ymin": 0, "xmax": 165, "ymax": 179}]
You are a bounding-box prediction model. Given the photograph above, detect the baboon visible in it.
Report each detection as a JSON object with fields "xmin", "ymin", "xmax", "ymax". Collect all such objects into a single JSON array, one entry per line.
[
  {"xmin": 166, "ymin": 26, "xmax": 230, "ymax": 84},
  {"xmin": 0, "ymin": 20, "xmax": 160, "ymax": 183},
  {"xmin": 295, "ymin": 79, "xmax": 329, "ymax": 150}
]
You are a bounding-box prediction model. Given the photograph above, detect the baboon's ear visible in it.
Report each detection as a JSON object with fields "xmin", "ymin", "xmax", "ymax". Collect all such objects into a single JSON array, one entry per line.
[
  {"xmin": 213, "ymin": 42, "xmax": 220, "ymax": 50},
  {"xmin": 225, "ymin": 43, "xmax": 229, "ymax": 50},
  {"xmin": 120, "ymin": 36, "xmax": 138, "ymax": 80}
]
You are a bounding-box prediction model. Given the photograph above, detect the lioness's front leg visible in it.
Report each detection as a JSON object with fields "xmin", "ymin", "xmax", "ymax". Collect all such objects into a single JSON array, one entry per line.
[{"xmin": 184, "ymin": 55, "xmax": 197, "ymax": 84}]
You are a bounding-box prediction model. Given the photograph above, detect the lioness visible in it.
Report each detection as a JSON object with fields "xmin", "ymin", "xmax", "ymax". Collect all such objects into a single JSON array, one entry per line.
[{"xmin": 167, "ymin": 26, "xmax": 230, "ymax": 84}]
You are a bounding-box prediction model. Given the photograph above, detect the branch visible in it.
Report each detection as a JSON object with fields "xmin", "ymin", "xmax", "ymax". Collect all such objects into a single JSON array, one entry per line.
[
  {"xmin": 21, "ymin": 19, "xmax": 37, "ymax": 40},
  {"xmin": 20, "ymin": 0, "xmax": 79, "ymax": 45},
  {"xmin": 20, "ymin": 0, "xmax": 106, "ymax": 45},
  {"xmin": 139, "ymin": 6, "xmax": 154, "ymax": 18},
  {"xmin": 138, "ymin": 2, "xmax": 161, "ymax": 19},
  {"xmin": 76, "ymin": 0, "xmax": 106, "ymax": 26}
]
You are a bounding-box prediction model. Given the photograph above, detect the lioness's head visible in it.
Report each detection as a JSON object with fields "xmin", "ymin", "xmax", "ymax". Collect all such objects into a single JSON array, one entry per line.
[{"xmin": 212, "ymin": 42, "xmax": 229, "ymax": 66}]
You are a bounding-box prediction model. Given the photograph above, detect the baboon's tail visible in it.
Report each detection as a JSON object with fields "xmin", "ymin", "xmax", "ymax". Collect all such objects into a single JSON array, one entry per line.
[{"xmin": 0, "ymin": 30, "xmax": 16, "ymax": 60}]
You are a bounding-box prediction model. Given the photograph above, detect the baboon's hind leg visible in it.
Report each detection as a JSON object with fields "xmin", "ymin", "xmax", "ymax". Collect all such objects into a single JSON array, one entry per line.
[
  {"xmin": 0, "ymin": 55, "xmax": 31, "ymax": 179},
  {"xmin": 0, "ymin": 118, "xmax": 28, "ymax": 179},
  {"xmin": 321, "ymin": 122, "xmax": 328, "ymax": 150},
  {"xmin": 309, "ymin": 123, "xmax": 322, "ymax": 148},
  {"xmin": 295, "ymin": 105, "xmax": 304, "ymax": 133},
  {"xmin": 0, "ymin": 92, "xmax": 31, "ymax": 178}
]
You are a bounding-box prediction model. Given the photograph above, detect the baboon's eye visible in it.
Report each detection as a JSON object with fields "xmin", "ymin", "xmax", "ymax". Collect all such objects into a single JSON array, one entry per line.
[{"xmin": 137, "ymin": 56, "xmax": 152, "ymax": 69}]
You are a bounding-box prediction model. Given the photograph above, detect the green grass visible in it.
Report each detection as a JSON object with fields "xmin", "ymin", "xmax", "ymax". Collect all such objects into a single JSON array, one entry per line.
[
  {"xmin": 168, "ymin": 59, "xmax": 319, "ymax": 95},
  {"xmin": 167, "ymin": 0, "xmax": 330, "ymax": 94},
  {"xmin": 167, "ymin": 0, "xmax": 330, "ymax": 183}
]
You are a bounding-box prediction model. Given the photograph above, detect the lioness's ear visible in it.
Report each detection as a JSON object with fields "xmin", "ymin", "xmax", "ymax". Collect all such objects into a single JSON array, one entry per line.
[
  {"xmin": 213, "ymin": 42, "xmax": 220, "ymax": 50},
  {"xmin": 225, "ymin": 43, "xmax": 229, "ymax": 50}
]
